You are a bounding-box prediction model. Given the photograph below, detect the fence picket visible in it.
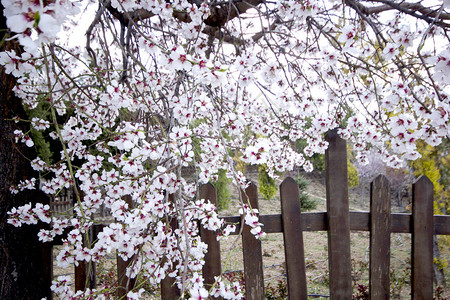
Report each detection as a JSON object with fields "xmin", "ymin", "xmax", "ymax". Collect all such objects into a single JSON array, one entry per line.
[
  {"xmin": 116, "ymin": 256, "xmax": 135, "ymax": 297},
  {"xmin": 369, "ymin": 175, "xmax": 391, "ymax": 299},
  {"xmin": 74, "ymin": 249, "xmax": 87, "ymax": 292},
  {"xmin": 74, "ymin": 227, "xmax": 96, "ymax": 292},
  {"xmin": 161, "ymin": 193, "xmax": 181, "ymax": 299},
  {"xmin": 325, "ymin": 128, "xmax": 352, "ymax": 299},
  {"xmin": 280, "ymin": 177, "xmax": 307, "ymax": 299},
  {"xmin": 41, "ymin": 241, "xmax": 53, "ymax": 299},
  {"xmin": 74, "ymin": 190, "xmax": 96, "ymax": 292},
  {"xmin": 117, "ymin": 195, "xmax": 136, "ymax": 298},
  {"xmin": 199, "ymin": 183, "xmax": 222, "ymax": 296},
  {"xmin": 412, "ymin": 176, "xmax": 434, "ymax": 299},
  {"xmin": 241, "ymin": 182, "xmax": 265, "ymax": 300}
]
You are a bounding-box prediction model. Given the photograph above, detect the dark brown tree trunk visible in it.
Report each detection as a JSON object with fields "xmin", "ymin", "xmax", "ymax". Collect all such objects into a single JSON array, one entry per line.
[{"xmin": 0, "ymin": 7, "xmax": 52, "ymax": 299}]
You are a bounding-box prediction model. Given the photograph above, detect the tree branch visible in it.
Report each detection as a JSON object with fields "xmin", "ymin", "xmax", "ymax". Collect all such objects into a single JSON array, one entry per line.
[
  {"xmin": 103, "ymin": 0, "xmax": 264, "ymax": 46},
  {"xmin": 344, "ymin": 0, "xmax": 450, "ymax": 28},
  {"xmin": 204, "ymin": 0, "xmax": 264, "ymax": 27}
]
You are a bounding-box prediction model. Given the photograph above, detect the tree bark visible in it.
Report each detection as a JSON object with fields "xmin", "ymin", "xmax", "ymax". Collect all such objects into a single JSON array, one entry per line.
[{"xmin": 0, "ymin": 7, "xmax": 52, "ymax": 299}]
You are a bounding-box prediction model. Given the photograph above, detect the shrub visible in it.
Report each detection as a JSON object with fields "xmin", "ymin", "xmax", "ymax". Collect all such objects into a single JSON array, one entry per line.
[
  {"xmin": 295, "ymin": 139, "xmax": 325, "ymax": 171},
  {"xmin": 212, "ymin": 169, "xmax": 231, "ymax": 211},
  {"xmin": 295, "ymin": 175, "xmax": 309, "ymax": 191},
  {"xmin": 223, "ymin": 270, "xmax": 245, "ymax": 287},
  {"xmin": 258, "ymin": 164, "xmax": 277, "ymax": 200},
  {"xmin": 299, "ymin": 192, "xmax": 318, "ymax": 211},
  {"xmin": 347, "ymin": 158, "xmax": 360, "ymax": 188},
  {"xmin": 352, "ymin": 259, "xmax": 369, "ymax": 300},
  {"xmin": 234, "ymin": 156, "xmax": 247, "ymax": 174},
  {"xmin": 295, "ymin": 176, "xmax": 318, "ymax": 211},
  {"xmin": 265, "ymin": 278, "xmax": 288, "ymax": 299}
]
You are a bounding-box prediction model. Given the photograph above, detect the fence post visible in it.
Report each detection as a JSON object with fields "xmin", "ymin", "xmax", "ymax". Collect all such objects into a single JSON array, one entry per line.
[
  {"xmin": 161, "ymin": 193, "xmax": 181, "ymax": 299},
  {"xmin": 412, "ymin": 176, "xmax": 434, "ymax": 299},
  {"xmin": 325, "ymin": 128, "xmax": 352, "ymax": 299},
  {"xmin": 369, "ymin": 175, "xmax": 391, "ymax": 299},
  {"xmin": 74, "ymin": 191, "xmax": 85, "ymax": 292},
  {"xmin": 74, "ymin": 190, "xmax": 96, "ymax": 292},
  {"xmin": 41, "ymin": 242, "xmax": 53, "ymax": 298},
  {"xmin": 117, "ymin": 195, "xmax": 136, "ymax": 298},
  {"xmin": 280, "ymin": 177, "xmax": 307, "ymax": 299},
  {"xmin": 74, "ymin": 228, "xmax": 97, "ymax": 291},
  {"xmin": 241, "ymin": 182, "xmax": 265, "ymax": 300},
  {"xmin": 199, "ymin": 183, "xmax": 222, "ymax": 295}
]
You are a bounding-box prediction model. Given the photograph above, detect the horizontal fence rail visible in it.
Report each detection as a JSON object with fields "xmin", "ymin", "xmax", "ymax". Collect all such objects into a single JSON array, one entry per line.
[{"xmin": 219, "ymin": 212, "xmax": 450, "ymax": 235}]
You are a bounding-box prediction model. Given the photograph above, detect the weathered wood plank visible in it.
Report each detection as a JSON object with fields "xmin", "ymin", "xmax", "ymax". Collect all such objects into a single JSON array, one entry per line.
[
  {"xmin": 221, "ymin": 212, "xmax": 450, "ymax": 234},
  {"xmin": 116, "ymin": 255, "xmax": 135, "ymax": 297},
  {"xmin": 161, "ymin": 193, "xmax": 181, "ymax": 299},
  {"xmin": 390, "ymin": 213, "xmax": 411, "ymax": 233},
  {"xmin": 351, "ymin": 212, "xmax": 449, "ymax": 235},
  {"xmin": 161, "ymin": 273, "xmax": 180, "ymax": 300},
  {"xmin": 199, "ymin": 183, "xmax": 222, "ymax": 296},
  {"xmin": 434, "ymin": 215, "xmax": 450, "ymax": 235},
  {"xmin": 75, "ymin": 226, "xmax": 96, "ymax": 292},
  {"xmin": 280, "ymin": 177, "xmax": 307, "ymax": 299},
  {"xmin": 40, "ymin": 241, "xmax": 53, "ymax": 299},
  {"xmin": 74, "ymin": 191, "xmax": 87, "ymax": 292},
  {"xmin": 241, "ymin": 182, "xmax": 265, "ymax": 300},
  {"xmin": 369, "ymin": 175, "xmax": 391, "ymax": 299},
  {"xmin": 325, "ymin": 129, "xmax": 352, "ymax": 299},
  {"xmin": 302, "ymin": 212, "xmax": 327, "ymax": 231},
  {"xmin": 412, "ymin": 176, "xmax": 434, "ymax": 299},
  {"xmin": 74, "ymin": 255, "xmax": 87, "ymax": 292},
  {"xmin": 74, "ymin": 190, "xmax": 96, "ymax": 293},
  {"xmin": 117, "ymin": 195, "xmax": 136, "ymax": 298}
]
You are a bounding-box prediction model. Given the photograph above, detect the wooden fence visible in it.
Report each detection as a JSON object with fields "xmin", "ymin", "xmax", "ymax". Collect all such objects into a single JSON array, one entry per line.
[
  {"xmin": 51, "ymin": 130, "xmax": 450, "ymax": 299},
  {"xmin": 50, "ymin": 186, "xmax": 73, "ymax": 213}
]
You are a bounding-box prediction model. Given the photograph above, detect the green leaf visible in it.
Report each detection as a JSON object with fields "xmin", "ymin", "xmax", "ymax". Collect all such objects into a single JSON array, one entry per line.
[{"xmin": 34, "ymin": 11, "xmax": 40, "ymax": 28}]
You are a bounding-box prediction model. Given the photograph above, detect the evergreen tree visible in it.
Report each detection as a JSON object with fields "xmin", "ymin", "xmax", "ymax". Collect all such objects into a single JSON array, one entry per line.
[
  {"xmin": 211, "ymin": 169, "xmax": 231, "ymax": 211},
  {"xmin": 258, "ymin": 164, "xmax": 277, "ymax": 200},
  {"xmin": 295, "ymin": 176, "xmax": 318, "ymax": 211}
]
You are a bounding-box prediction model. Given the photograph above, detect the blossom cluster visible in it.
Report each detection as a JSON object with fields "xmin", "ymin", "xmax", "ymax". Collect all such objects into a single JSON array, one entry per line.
[
  {"xmin": 2, "ymin": 0, "xmax": 80, "ymax": 52},
  {"xmin": 240, "ymin": 205, "xmax": 266, "ymax": 239}
]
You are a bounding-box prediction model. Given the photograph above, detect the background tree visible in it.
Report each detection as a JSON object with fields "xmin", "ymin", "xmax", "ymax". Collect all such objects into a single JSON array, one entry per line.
[
  {"xmin": 0, "ymin": 5, "xmax": 52, "ymax": 298},
  {"xmin": 355, "ymin": 150, "xmax": 387, "ymax": 206},
  {"xmin": 385, "ymin": 167, "xmax": 410, "ymax": 208},
  {"xmin": 295, "ymin": 176, "xmax": 318, "ymax": 211}
]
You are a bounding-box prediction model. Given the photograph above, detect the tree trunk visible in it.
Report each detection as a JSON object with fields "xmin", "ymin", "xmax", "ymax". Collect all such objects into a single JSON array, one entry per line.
[{"xmin": 0, "ymin": 8, "xmax": 52, "ymax": 299}]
